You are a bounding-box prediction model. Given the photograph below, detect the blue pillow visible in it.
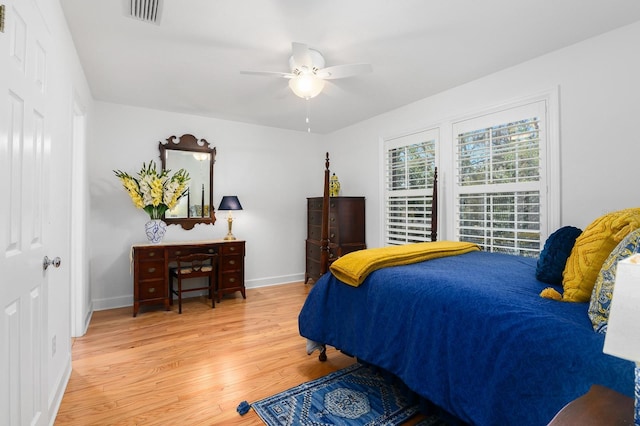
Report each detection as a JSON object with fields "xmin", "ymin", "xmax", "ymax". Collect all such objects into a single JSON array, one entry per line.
[{"xmin": 536, "ymin": 226, "xmax": 582, "ymax": 284}]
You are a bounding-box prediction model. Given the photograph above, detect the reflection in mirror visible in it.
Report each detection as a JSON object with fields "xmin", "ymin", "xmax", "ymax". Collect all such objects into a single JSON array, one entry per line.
[
  {"xmin": 165, "ymin": 151, "xmax": 211, "ymax": 218},
  {"xmin": 159, "ymin": 134, "xmax": 216, "ymax": 230}
]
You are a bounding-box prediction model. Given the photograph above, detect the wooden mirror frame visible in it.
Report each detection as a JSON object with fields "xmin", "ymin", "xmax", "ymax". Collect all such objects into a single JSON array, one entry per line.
[{"xmin": 159, "ymin": 134, "xmax": 217, "ymax": 230}]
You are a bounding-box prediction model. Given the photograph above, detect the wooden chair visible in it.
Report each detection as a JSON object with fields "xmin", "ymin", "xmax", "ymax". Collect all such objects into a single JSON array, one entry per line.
[{"xmin": 169, "ymin": 253, "xmax": 218, "ymax": 314}]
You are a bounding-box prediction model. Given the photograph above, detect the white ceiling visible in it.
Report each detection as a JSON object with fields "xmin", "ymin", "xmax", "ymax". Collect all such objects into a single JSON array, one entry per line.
[{"xmin": 60, "ymin": 0, "xmax": 640, "ymax": 134}]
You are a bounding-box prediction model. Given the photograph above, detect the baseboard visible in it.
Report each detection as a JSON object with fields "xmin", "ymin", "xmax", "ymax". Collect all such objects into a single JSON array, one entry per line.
[
  {"xmin": 92, "ymin": 294, "xmax": 132, "ymax": 311},
  {"xmin": 245, "ymin": 273, "xmax": 305, "ymax": 288},
  {"xmin": 92, "ymin": 274, "xmax": 306, "ymax": 311}
]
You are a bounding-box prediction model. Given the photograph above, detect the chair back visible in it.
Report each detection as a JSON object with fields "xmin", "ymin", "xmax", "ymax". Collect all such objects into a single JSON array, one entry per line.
[{"xmin": 173, "ymin": 253, "xmax": 218, "ymax": 277}]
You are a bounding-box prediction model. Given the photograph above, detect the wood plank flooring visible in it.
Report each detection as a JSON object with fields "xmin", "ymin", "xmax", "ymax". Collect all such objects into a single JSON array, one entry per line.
[{"xmin": 54, "ymin": 282, "xmax": 426, "ymax": 425}]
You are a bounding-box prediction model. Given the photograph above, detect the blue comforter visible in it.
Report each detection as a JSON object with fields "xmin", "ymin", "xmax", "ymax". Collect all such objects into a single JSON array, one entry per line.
[{"xmin": 298, "ymin": 251, "xmax": 633, "ymax": 426}]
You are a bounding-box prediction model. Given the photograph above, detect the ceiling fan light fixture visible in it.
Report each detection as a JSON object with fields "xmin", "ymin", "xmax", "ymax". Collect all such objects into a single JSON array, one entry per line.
[{"xmin": 289, "ymin": 74, "xmax": 325, "ymax": 99}]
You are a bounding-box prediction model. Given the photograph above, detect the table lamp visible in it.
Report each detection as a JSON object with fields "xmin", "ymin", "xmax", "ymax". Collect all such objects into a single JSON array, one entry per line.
[
  {"xmin": 603, "ymin": 254, "xmax": 640, "ymax": 425},
  {"xmin": 218, "ymin": 196, "xmax": 243, "ymax": 240}
]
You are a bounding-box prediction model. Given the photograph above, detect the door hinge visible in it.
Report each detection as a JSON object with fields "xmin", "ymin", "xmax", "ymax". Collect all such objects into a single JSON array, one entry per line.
[{"xmin": 0, "ymin": 5, "xmax": 5, "ymax": 33}]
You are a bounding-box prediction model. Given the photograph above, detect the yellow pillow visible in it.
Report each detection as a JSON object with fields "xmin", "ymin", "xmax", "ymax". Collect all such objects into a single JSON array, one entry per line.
[{"xmin": 562, "ymin": 208, "xmax": 640, "ymax": 302}]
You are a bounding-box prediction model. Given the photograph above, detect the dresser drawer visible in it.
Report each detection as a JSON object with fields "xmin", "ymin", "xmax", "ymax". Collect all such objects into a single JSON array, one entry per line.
[
  {"xmin": 308, "ymin": 224, "xmax": 321, "ymax": 241},
  {"xmin": 338, "ymin": 243, "xmax": 366, "ymax": 257},
  {"xmin": 306, "ymin": 258, "xmax": 321, "ymax": 279},
  {"xmin": 306, "ymin": 241, "xmax": 320, "ymax": 258},
  {"xmin": 135, "ymin": 247, "xmax": 164, "ymax": 260},
  {"xmin": 137, "ymin": 260, "xmax": 165, "ymax": 280},
  {"xmin": 308, "ymin": 211, "xmax": 322, "ymax": 226},
  {"xmin": 307, "ymin": 198, "xmax": 323, "ymax": 211},
  {"xmin": 139, "ymin": 280, "xmax": 166, "ymax": 300},
  {"xmin": 308, "ymin": 224, "xmax": 340, "ymax": 242},
  {"xmin": 306, "ymin": 241, "xmax": 338, "ymax": 260}
]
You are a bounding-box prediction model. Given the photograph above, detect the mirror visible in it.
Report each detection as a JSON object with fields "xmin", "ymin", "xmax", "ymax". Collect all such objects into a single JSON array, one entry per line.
[{"xmin": 159, "ymin": 134, "xmax": 216, "ymax": 230}]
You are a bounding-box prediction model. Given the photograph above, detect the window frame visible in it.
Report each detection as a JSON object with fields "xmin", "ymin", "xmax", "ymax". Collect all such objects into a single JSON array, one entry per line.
[
  {"xmin": 382, "ymin": 129, "xmax": 439, "ymax": 246},
  {"xmin": 449, "ymin": 91, "xmax": 560, "ymax": 256}
]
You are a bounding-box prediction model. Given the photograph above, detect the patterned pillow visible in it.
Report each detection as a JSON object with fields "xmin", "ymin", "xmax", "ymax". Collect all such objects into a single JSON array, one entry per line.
[
  {"xmin": 588, "ymin": 228, "xmax": 640, "ymax": 333},
  {"xmin": 562, "ymin": 207, "xmax": 640, "ymax": 302},
  {"xmin": 536, "ymin": 226, "xmax": 582, "ymax": 285}
]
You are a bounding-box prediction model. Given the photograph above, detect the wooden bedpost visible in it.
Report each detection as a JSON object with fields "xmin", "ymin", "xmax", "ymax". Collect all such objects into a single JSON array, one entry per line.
[
  {"xmin": 431, "ymin": 167, "xmax": 438, "ymax": 242},
  {"xmin": 317, "ymin": 153, "xmax": 331, "ymax": 362},
  {"xmin": 320, "ymin": 153, "xmax": 331, "ymax": 276}
]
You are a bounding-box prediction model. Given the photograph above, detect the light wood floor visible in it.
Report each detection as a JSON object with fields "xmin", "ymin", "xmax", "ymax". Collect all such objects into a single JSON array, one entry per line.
[{"xmin": 55, "ymin": 282, "xmax": 426, "ymax": 425}]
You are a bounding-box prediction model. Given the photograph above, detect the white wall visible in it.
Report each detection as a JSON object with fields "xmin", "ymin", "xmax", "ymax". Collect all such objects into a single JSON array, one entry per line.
[
  {"xmin": 88, "ymin": 102, "xmax": 324, "ymax": 309},
  {"xmin": 88, "ymin": 21, "xmax": 640, "ymax": 310},
  {"xmin": 324, "ymin": 21, "xmax": 640, "ymax": 248}
]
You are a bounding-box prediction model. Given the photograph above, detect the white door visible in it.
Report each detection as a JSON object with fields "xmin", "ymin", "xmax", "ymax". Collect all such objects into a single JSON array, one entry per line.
[{"xmin": 1, "ymin": 0, "xmax": 53, "ymax": 424}]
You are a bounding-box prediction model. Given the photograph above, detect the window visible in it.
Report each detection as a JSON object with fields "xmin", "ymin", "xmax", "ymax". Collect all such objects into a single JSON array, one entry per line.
[
  {"xmin": 453, "ymin": 100, "xmax": 549, "ymax": 257},
  {"xmin": 383, "ymin": 129, "xmax": 438, "ymax": 245}
]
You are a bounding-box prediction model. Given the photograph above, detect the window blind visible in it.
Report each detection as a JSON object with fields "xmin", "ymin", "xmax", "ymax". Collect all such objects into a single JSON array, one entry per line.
[
  {"xmin": 453, "ymin": 101, "xmax": 546, "ymax": 257},
  {"xmin": 384, "ymin": 130, "xmax": 437, "ymax": 245}
]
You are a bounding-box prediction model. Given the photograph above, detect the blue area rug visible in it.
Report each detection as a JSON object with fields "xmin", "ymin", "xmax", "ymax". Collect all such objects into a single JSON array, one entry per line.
[{"xmin": 244, "ymin": 363, "xmax": 421, "ymax": 425}]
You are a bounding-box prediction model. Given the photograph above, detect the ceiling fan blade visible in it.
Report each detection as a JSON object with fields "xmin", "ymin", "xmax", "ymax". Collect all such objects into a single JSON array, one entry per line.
[
  {"xmin": 316, "ymin": 63, "xmax": 373, "ymax": 80},
  {"xmin": 291, "ymin": 42, "xmax": 312, "ymax": 69},
  {"xmin": 240, "ymin": 70, "xmax": 295, "ymax": 79}
]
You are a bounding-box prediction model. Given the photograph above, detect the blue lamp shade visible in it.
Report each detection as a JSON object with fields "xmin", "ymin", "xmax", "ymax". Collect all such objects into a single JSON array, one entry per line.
[{"xmin": 218, "ymin": 196, "xmax": 243, "ymax": 211}]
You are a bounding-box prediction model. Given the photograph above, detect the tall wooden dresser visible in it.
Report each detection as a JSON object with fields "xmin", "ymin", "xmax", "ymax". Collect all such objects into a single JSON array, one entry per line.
[{"xmin": 305, "ymin": 196, "xmax": 365, "ymax": 283}]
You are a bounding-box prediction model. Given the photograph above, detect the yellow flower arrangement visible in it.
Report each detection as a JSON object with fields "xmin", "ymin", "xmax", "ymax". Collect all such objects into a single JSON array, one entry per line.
[{"xmin": 114, "ymin": 161, "xmax": 190, "ymax": 220}]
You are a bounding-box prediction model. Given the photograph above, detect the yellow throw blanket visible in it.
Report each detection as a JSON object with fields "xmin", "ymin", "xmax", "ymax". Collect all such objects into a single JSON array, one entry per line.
[{"xmin": 329, "ymin": 241, "xmax": 480, "ymax": 287}]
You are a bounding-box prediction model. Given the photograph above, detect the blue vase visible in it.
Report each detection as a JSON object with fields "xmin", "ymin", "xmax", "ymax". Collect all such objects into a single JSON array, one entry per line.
[{"xmin": 145, "ymin": 219, "xmax": 167, "ymax": 244}]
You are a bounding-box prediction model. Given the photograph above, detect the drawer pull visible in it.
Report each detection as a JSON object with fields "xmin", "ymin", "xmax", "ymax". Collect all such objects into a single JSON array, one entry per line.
[
  {"xmin": 229, "ymin": 278, "xmax": 235, "ymax": 283},
  {"xmin": 148, "ymin": 287, "xmax": 155, "ymax": 293},
  {"xmin": 229, "ymin": 247, "xmax": 236, "ymax": 252},
  {"xmin": 208, "ymin": 249, "xmax": 215, "ymax": 253},
  {"xmin": 175, "ymin": 250, "xmax": 182, "ymax": 255},
  {"xmin": 331, "ymin": 217, "xmax": 336, "ymax": 222},
  {"xmin": 148, "ymin": 252, "xmax": 155, "ymax": 257},
  {"xmin": 229, "ymin": 260, "xmax": 235, "ymax": 265},
  {"xmin": 148, "ymin": 267, "xmax": 156, "ymax": 273}
]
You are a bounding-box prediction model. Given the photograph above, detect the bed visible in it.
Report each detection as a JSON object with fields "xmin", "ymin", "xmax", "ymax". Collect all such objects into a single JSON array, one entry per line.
[{"xmin": 298, "ymin": 155, "xmax": 634, "ymax": 425}]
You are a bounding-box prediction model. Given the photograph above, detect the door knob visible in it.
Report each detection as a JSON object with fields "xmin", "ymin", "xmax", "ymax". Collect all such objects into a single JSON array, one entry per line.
[{"xmin": 43, "ymin": 256, "xmax": 61, "ymax": 270}]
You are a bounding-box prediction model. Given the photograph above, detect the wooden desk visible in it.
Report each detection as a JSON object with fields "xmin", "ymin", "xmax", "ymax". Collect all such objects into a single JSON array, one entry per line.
[
  {"xmin": 131, "ymin": 240, "xmax": 245, "ymax": 317},
  {"xmin": 547, "ymin": 384, "xmax": 633, "ymax": 425}
]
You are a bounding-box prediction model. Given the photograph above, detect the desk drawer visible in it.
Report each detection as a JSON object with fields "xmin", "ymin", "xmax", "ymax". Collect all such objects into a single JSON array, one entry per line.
[
  {"xmin": 139, "ymin": 280, "xmax": 166, "ymax": 300},
  {"xmin": 220, "ymin": 254, "xmax": 242, "ymax": 271},
  {"xmin": 135, "ymin": 247, "xmax": 163, "ymax": 260},
  {"xmin": 219, "ymin": 271, "xmax": 243, "ymax": 289},
  {"xmin": 221, "ymin": 242, "xmax": 244, "ymax": 256},
  {"xmin": 138, "ymin": 260, "xmax": 165, "ymax": 280},
  {"xmin": 167, "ymin": 246, "xmax": 217, "ymax": 259}
]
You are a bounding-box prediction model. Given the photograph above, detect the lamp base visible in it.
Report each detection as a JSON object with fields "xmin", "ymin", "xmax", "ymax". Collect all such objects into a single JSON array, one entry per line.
[{"xmin": 224, "ymin": 216, "xmax": 236, "ymax": 240}]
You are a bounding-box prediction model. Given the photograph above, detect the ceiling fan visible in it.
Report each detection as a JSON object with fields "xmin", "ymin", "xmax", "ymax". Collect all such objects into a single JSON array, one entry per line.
[{"xmin": 241, "ymin": 42, "xmax": 373, "ymax": 99}]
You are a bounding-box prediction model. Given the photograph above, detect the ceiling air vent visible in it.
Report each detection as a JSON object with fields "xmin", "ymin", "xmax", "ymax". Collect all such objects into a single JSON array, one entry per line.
[{"xmin": 125, "ymin": 0, "xmax": 163, "ymax": 25}]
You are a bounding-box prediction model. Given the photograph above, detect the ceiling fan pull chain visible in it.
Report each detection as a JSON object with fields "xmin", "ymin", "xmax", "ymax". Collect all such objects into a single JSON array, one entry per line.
[{"xmin": 306, "ymin": 98, "xmax": 311, "ymax": 133}]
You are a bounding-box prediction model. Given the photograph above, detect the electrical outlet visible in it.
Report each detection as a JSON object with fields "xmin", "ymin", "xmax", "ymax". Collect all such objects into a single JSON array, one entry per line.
[{"xmin": 52, "ymin": 335, "xmax": 56, "ymax": 356}]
